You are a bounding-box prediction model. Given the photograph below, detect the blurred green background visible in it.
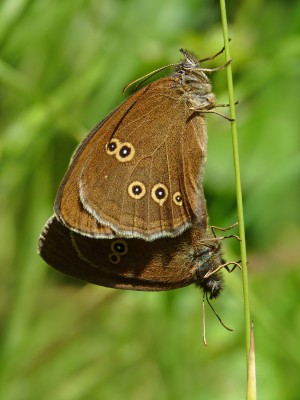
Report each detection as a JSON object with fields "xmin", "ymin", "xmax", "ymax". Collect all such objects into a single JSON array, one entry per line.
[{"xmin": 1, "ymin": 0, "xmax": 299, "ymax": 399}]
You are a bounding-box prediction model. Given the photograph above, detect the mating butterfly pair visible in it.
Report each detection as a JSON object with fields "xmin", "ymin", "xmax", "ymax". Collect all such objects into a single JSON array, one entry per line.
[{"xmin": 38, "ymin": 48, "xmax": 231, "ymax": 299}]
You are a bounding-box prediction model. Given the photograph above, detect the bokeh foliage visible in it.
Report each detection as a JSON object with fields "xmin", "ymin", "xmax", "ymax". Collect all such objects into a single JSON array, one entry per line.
[{"xmin": 1, "ymin": 0, "xmax": 299, "ymax": 399}]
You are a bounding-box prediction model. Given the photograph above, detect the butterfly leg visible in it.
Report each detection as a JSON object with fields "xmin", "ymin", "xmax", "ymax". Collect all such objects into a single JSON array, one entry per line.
[
  {"xmin": 215, "ymin": 100, "xmax": 239, "ymax": 108},
  {"xmin": 198, "ymin": 46, "xmax": 226, "ymax": 63},
  {"xmin": 197, "ymin": 58, "xmax": 232, "ymax": 74},
  {"xmin": 190, "ymin": 107, "xmax": 234, "ymax": 121},
  {"xmin": 198, "ymin": 38, "xmax": 232, "ymax": 63},
  {"xmin": 210, "ymin": 222, "xmax": 240, "ymax": 241},
  {"xmin": 201, "ymin": 109, "xmax": 235, "ymax": 121},
  {"xmin": 204, "ymin": 261, "xmax": 242, "ymax": 279}
]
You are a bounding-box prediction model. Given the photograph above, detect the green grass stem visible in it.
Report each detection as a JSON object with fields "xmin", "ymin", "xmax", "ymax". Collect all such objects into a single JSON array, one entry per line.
[{"xmin": 219, "ymin": 1, "xmax": 255, "ymax": 397}]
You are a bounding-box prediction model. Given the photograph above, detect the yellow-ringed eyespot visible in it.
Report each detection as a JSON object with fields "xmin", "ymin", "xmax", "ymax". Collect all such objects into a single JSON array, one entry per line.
[
  {"xmin": 151, "ymin": 183, "xmax": 169, "ymax": 206},
  {"xmin": 128, "ymin": 181, "xmax": 146, "ymax": 200},
  {"xmin": 173, "ymin": 191, "xmax": 183, "ymax": 206},
  {"xmin": 116, "ymin": 142, "xmax": 135, "ymax": 162},
  {"xmin": 106, "ymin": 138, "xmax": 120, "ymax": 155}
]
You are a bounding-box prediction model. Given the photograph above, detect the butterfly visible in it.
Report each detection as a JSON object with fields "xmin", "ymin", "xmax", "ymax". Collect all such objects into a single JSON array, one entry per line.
[{"xmin": 39, "ymin": 48, "xmax": 230, "ymax": 298}]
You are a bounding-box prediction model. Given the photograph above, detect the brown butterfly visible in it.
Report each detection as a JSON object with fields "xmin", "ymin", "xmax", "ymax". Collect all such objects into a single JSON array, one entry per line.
[
  {"xmin": 39, "ymin": 211, "xmax": 225, "ymax": 298},
  {"xmin": 39, "ymin": 48, "xmax": 230, "ymax": 298},
  {"xmin": 54, "ymin": 48, "xmax": 229, "ymax": 241}
]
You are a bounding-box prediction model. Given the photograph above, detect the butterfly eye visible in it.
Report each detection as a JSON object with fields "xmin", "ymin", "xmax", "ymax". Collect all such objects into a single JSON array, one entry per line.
[
  {"xmin": 110, "ymin": 239, "xmax": 128, "ymax": 255},
  {"xmin": 173, "ymin": 191, "xmax": 183, "ymax": 206},
  {"xmin": 106, "ymin": 138, "xmax": 120, "ymax": 155},
  {"xmin": 116, "ymin": 142, "xmax": 135, "ymax": 162},
  {"xmin": 128, "ymin": 181, "xmax": 146, "ymax": 200},
  {"xmin": 151, "ymin": 183, "xmax": 169, "ymax": 206},
  {"xmin": 108, "ymin": 253, "xmax": 121, "ymax": 264}
]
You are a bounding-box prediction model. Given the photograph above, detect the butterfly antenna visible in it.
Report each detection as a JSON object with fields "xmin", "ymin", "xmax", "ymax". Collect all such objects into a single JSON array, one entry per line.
[
  {"xmin": 202, "ymin": 293, "xmax": 208, "ymax": 347},
  {"xmin": 205, "ymin": 293, "xmax": 233, "ymax": 332},
  {"xmin": 123, "ymin": 63, "xmax": 176, "ymax": 94}
]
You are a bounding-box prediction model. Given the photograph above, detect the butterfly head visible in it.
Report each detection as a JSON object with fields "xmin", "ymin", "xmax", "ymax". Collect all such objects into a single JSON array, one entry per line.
[
  {"xmin": 174, "ymin": 49, "xmax": 216, "ymax": 111},
  {"xmin": 178, "ymin": 49, "xmax": 201, "ymax": 69}
]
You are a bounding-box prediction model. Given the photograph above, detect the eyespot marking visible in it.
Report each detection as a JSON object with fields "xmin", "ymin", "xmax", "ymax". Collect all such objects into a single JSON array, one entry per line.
[
  {"xmin": 106, "ymin": 138, "xmax": 120, "ymax": 155},
  {"xmin": 128, "ymin": 181, "xmax": 146, "ymax": 199},
  {"xmin": 151, "ymin": 183, "xmax": 168, "ymax": 206},
  {"xmin": 108, "ymin": 253, "xmax": 121, "ymax": 264},
  {"xmin": 173, "ymin": 191, "xmax": 183, "ymax": 206},
  {"xmin": 110, "ymin": 239, "xmax": 128, "ymax": 255},
  {"xmin": 116, "ymin": 142, "xmax": 135, "ymax": 162}
]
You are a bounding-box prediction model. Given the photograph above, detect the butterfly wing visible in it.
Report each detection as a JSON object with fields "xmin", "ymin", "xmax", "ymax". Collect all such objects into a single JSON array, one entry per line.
[
  {"xmin": 55, "ymin": 78, "xmax": 207, "ymax": 240},
  {"xmin": 38, "ymin": 214, "xmax": 209, "ymax": 291}
]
